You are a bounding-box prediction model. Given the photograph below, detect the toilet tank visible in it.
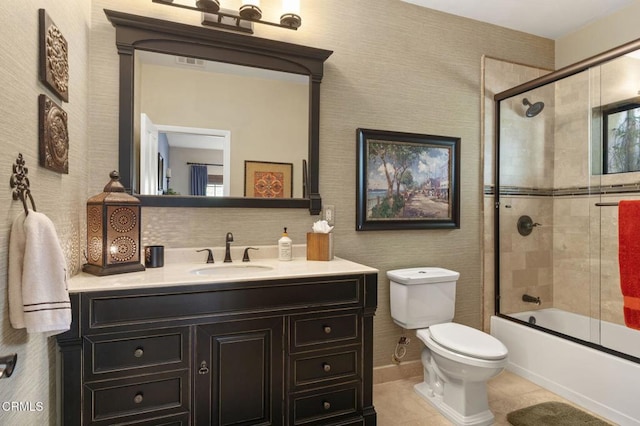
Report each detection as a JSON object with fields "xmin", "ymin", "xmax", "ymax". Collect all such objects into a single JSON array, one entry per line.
[{"xmin": 387, "ymin": 267, "xmax": 460, "ymax": 329}]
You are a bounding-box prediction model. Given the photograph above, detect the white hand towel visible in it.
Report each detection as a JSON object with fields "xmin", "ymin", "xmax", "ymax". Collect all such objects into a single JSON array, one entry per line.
[{"xmin": 8, "ymin": 210, "xmax": 71, "ymax": 334}]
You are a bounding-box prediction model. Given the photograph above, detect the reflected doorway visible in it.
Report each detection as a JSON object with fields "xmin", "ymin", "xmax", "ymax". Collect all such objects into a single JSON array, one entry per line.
[{"xmin": 140, "ymin": 113, "xmax": 231, "ymax": 196}]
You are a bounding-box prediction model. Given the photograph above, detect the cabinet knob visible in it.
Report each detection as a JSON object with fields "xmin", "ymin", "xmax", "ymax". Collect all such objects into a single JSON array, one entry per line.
[
  {"xmin": 322, "ymin": 363, "xmax": 331, "ymax": 372},
  {"xmin": 198, "ymin": 361, "xmax": 210, "ymax": 375},
  {"xmin": 133, "ymin": 393, "xmax": 143, "ymax": 404},
  {"xmin": 133, "ymin": 348, "xmax": 144, "ymax": 358},
  {"xmin": 323, "ymin": 326, "xmax": 332, "ymax": 334},
  {"xmin": 323, "ymin": 401, "xmax": 331, "ymax": 411}
]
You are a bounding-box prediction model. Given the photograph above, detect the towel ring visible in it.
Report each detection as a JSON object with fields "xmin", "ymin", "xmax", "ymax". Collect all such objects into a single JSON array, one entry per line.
[{"xmin": 10, "ymin": 153, "xmax": 37, "ymax": 215}]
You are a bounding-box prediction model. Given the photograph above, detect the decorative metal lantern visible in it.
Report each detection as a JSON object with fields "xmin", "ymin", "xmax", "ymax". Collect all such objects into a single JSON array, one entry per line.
[{"xmin": 83, "ymin": 171, "xmax": 145, "ymax": 276}]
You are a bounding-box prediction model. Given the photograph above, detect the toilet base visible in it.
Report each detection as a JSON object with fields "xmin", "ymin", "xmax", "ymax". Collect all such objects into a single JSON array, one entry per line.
[{"xmin": 414, "ymin": 382, "xmax": 495, "ymax": 426}]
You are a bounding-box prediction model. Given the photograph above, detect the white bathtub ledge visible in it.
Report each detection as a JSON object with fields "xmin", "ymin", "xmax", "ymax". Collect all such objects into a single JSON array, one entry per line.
[{"xmin": 491, "ymin": 315, "xmax": 640, "ymax": 426}]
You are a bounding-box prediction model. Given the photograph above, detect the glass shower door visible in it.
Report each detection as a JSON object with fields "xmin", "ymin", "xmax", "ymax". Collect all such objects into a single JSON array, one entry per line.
[{"xmin": 496, "ymin": 68, "xmax": 600, "ymax": 343}]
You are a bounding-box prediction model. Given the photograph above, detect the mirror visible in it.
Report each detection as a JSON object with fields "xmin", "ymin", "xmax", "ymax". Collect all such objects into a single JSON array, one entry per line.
[
  {"xmin": 136, "ymin": 51, "xmax": 309, "ymax": 198},
  {"xmin": 105, "ymin": 9, "xmax": 332, "ymax": 213}
]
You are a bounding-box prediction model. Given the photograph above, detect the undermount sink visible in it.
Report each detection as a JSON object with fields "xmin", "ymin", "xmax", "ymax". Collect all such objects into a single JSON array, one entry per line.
[{"xmin": 191, "ymin": 264, "xmax": 274, "ymax": 276}]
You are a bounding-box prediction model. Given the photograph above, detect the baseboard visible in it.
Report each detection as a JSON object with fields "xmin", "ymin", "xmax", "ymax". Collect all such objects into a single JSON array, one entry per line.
[{"xmin": 373, "ymin": 360, "xmax": 422, "ymax": 384}]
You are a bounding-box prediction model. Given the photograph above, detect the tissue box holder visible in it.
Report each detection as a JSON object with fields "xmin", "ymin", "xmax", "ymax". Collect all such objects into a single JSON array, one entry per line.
[{"xmin": 306, "ymin": 233, "xmax": 334, "ymax": 261}]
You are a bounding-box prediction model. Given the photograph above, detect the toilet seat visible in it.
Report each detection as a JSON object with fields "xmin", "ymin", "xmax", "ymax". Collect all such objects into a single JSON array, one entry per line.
[{"xmin": 420, "ymin": 323, "xmax": 508, "ymax": 360}]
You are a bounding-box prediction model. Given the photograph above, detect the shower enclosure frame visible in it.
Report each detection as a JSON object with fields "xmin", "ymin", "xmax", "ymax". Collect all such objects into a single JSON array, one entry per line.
[{"xmin": 493, "ymin": 36, "xmax": 640, "ymax": 364}]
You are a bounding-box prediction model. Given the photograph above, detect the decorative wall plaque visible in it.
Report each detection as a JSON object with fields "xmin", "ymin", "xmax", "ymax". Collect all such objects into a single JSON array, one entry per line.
[
  {"xmin": 38, "ymin": 94, "xmax": 69, "ymax": 174},
  {"xmin": 39, "ymin": 9, "xmax": 69, "ymax": 102}
]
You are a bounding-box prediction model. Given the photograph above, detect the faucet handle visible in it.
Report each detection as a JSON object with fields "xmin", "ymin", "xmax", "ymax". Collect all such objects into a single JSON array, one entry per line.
[
  {"xmin": 242, "ymin": 247, "xmax": 259, "ymax": 262},
  {"xmin": 197, "ymin": 248, "xmax": 214, "ymax": 264}
]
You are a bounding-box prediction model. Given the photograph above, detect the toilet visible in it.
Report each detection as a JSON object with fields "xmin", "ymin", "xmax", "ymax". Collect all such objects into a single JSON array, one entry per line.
[{"xmin": 388, "ymin": 267, "xmax": 508, "ymax": 426}]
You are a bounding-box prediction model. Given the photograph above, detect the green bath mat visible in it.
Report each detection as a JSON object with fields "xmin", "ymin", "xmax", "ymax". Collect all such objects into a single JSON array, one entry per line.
[{"xmin": 507, "ymin": 402, "xmax": 611, "ymax": 426}]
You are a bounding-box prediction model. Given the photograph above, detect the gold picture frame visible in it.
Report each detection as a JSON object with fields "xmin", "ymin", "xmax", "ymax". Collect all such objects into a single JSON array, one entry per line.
[{"xmin": 244, "ymin": 161, "xmax": 293, "ymax": 198}]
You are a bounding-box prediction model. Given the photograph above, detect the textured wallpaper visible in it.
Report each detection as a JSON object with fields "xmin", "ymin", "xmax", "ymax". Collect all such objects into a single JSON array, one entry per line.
[
  {"xmin": 0, "ymin": 0, "xmax": 554, "ymax": 422},
  {"xmin": 89, "ymin": 0, "xmax": 553, "ymax": 373},
  {"xmin": 0, "ymin": 1, "xmax": 90, "ymax": 424}
]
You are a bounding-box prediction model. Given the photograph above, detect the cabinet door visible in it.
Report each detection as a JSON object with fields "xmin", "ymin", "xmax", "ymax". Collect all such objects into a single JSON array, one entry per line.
[{"xmin": 194, "ymin": 317, "xmax": 284, "ymax": 426}]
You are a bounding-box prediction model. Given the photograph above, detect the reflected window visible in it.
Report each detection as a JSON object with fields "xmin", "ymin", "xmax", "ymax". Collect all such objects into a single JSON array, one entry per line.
[
  {"xmin": 206, "ymin": 174, "xmax": 224, "ymax": 197},
  {"xmin": 603, "ymin": 99, "xmax": 640, "ymax": 174}
]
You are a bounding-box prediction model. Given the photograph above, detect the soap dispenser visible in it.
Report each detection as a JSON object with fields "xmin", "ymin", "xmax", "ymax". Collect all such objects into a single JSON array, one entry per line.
[{"xmin": 278, "ymin": 227, "xmax": 292, "ymax": 261}]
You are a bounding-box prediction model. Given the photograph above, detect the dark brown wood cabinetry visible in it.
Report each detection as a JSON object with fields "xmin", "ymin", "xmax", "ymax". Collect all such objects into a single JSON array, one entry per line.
[{"xmin": 57, "ymin": 273, "xmax": 377, "ymax": 425}]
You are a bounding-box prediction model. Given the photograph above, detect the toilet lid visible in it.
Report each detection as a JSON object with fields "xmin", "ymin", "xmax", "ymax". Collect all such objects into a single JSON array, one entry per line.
[{"xmin": 428, "ymin": 323, "xmax": 508, "ymax": 360}]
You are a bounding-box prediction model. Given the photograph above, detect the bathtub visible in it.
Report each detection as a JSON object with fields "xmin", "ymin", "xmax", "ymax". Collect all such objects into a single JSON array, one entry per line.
[{"xmin": 491, "ymin": 309, "xmax": 640, "ymax": 425}]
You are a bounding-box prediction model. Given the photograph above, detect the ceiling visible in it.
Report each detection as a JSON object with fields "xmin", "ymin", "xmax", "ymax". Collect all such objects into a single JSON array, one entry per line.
[{"xmin": 402, "ymin": 0, "xmax": 636, "ymax": 40}]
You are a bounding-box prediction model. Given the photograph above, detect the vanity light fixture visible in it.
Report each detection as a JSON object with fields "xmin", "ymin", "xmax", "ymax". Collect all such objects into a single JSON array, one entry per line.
[{"xmin": 152, "ymin": 0, "xmax": 301, "ymax": 34}]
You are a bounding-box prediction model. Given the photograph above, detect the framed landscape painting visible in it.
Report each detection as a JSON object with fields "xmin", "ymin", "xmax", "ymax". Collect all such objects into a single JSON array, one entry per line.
[{"xmin": 356, "ymin": 128, "xmax": 460, "ymax": 231}]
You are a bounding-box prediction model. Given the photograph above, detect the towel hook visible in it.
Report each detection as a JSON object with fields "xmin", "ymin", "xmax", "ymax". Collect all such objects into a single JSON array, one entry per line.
[{"xmin": 10, "ymin": 153, "xmax": 37, "ymax": 215}]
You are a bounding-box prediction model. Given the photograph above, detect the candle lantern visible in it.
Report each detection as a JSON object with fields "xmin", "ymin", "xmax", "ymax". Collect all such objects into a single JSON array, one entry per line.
[{"xmin": 83, "ymin": 171, "xmax": 145, "ymax": 276}]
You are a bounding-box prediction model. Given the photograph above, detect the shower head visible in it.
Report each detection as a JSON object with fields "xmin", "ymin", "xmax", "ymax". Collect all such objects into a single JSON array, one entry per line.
[{"xmin": 523, "ymin": 98, "xmax": 544, "ymax": 117}]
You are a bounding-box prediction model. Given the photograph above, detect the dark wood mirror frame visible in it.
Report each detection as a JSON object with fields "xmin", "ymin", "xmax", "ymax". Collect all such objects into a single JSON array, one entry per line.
[{"xmin": 105, "ymin": 9, "xmax": 332, "ymax": 214}]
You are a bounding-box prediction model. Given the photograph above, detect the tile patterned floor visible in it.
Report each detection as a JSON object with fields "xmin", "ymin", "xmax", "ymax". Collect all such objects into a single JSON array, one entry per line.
[{"xmin": 372, "ymin": 370, "xmax": 601, "ymax": 425}]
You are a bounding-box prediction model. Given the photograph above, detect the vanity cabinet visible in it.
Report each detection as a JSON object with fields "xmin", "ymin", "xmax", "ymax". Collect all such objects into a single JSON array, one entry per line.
[{"xmin": 57, "ymin": 273, "xmax": 377, "ymax": 425}]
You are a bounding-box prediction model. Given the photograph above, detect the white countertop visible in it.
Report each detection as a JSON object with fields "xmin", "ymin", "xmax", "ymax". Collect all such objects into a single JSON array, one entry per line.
[{"xmin": 69, "ymin": 245, "xmax": 378, "ymax": 293}]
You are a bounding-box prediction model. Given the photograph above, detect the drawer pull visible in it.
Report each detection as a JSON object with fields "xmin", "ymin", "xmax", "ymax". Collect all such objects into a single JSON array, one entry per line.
[
  {"xmin": 133, "ymin": 392, "xmax": 143, "ymax": 404},
  {"xmin": 323, "ymin": 326, "xmax": 332, "ymax": 334},
  {"xmin": 198, "ymin": 361, "xmax": 209, "ymax": 375},
  {"xmin": 322, "ymin": 363, "xmax": 331, "ymax": 372},
  {"xmin": 133, "ymin": 348, "xmax": 144, "ymax": 358},
  {"xmin": 323, "ymin": 401, "xmax": 331, "ymax": 411}
]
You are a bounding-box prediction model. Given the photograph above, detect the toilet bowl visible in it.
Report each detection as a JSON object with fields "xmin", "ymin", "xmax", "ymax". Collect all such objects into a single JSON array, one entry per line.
[
  {"xmin": 387, "ymin": 267, "xmax": 509, "ymax": 426},
  {"xmin": 415, "ymin": 323, "xmax": 508, "ymax": 426}
]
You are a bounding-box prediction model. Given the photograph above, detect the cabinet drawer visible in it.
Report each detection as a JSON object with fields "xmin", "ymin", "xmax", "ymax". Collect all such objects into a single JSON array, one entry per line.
[
  {"xmin": 84, "ymin": 370, "xmax": 189, "ymax": 424},
  {"xmin": 84, "ymin": 327, "xmax": 189, "ymax": 381},
  {"xmin": 84, "ymin": 276, "xmax": 361, "ymax": 330},
  {"xmin": 291, "ymin": 311, "xmax": 360, "ymax": 351},
  {"xmin": 292, "ymin": 347, "xmax": 360, "ymax": 389},
  {"xmin": 290, "ymin": 383, "xmax": 360, "ymax": 425}
]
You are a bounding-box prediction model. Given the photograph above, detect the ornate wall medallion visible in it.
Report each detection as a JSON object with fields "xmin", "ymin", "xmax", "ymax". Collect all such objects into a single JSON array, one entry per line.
[
  {"xmin": 39, "ymin": 94, "xmax": 69, "ymax": 174},
  {"xmin": 39, "ymin": 9, "xmax": 69, "ymax": 102}
]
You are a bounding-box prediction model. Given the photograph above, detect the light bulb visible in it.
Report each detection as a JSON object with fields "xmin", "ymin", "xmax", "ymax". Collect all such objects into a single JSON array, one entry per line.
[{"xmin": 282, "ymin": 0, "xmax": 300, "ymax": 15}]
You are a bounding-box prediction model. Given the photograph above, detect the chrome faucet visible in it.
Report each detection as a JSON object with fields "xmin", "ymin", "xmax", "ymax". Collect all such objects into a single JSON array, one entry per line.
[
  {"xmin": 522, "ymin": 294, "xmax": 541, "ymax": 305},
  {"xmin": 224, "ymin": 232, "xmax": 234, "ymax": 263}
]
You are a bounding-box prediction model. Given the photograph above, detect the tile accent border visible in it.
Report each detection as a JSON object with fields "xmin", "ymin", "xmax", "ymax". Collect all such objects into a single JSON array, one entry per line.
[{"xmin": 484, "ymin": 183, "xmax": 640, "ymax": 197}]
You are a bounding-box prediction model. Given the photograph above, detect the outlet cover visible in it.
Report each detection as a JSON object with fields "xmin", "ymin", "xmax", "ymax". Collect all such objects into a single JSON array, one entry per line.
[{"xmin": 324, "ymin": 205, "xmax": 335, "ymax": 225}]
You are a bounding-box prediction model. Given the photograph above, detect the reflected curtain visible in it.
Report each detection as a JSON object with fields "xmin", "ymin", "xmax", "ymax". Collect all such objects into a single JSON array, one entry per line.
[{"xmin": 190, "ymin": 164, "xmax": 208, "ymax": 196}]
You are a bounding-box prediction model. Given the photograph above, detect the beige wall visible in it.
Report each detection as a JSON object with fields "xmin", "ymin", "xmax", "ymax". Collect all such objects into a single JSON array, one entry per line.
[
  {"xmin": 0, "ymin": 1, "xmax": 90, "ymax": 424},
  {"xmin": 0, "ymin": 0, "xmax": 555, "ymax": 422},
  {"xmin": 90, "ymin": 0, "xmax": 554, "ymax": 371},
  {"xmin": 556, "ymin": 1, "xmax": 640, "ymax": 68}
]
